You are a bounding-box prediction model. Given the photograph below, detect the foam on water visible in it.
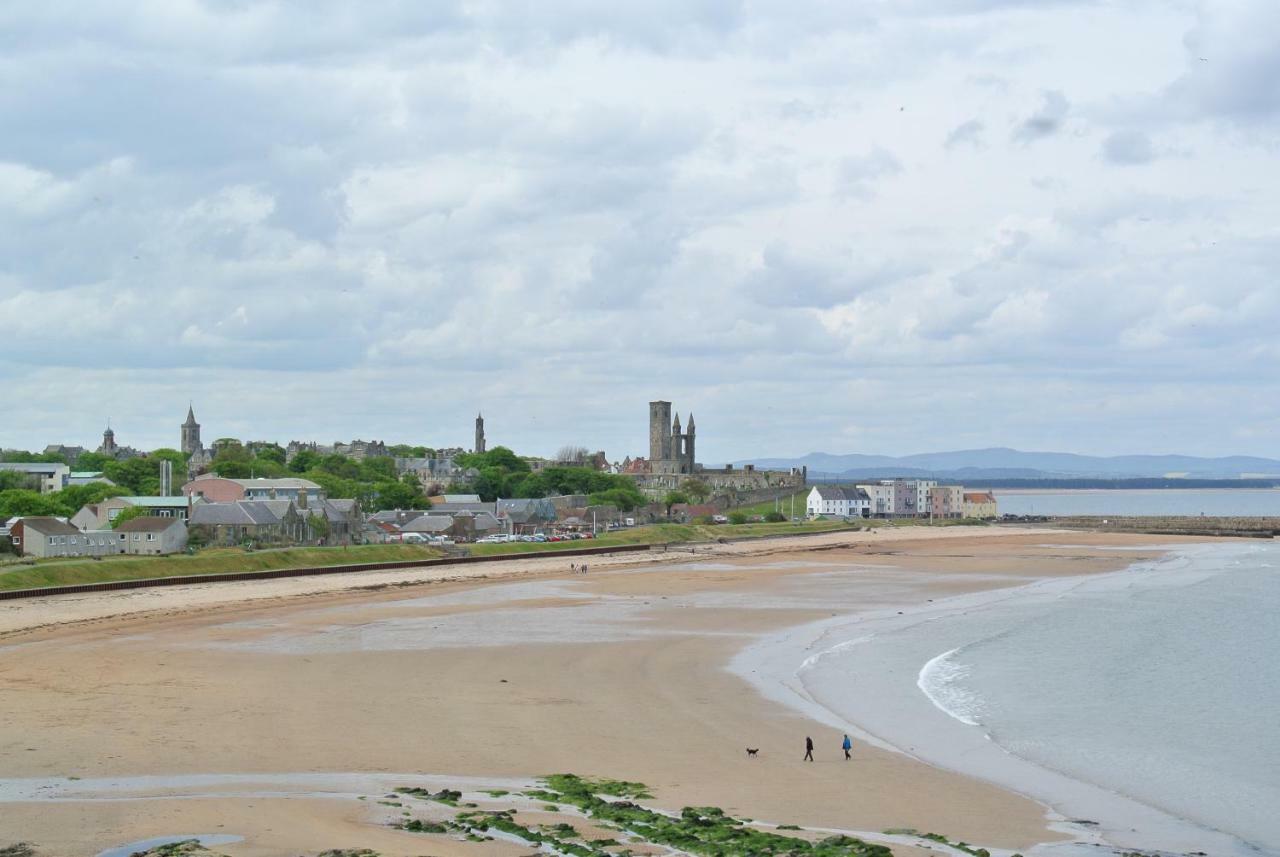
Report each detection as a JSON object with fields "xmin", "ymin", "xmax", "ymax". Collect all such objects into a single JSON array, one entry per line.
[{"xmin": 916, "ymin": 648, "xmax": 983, "ymax": 727}]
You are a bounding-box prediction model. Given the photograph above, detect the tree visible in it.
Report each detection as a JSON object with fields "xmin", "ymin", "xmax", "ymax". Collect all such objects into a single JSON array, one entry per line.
[
  {"xmin": 663, "ymin": 490, "xmax": 690, "ymax": 520},
  {"xmin": 764, "ymin": 511, "xmax": 787, "ymax": 523},
  {"xmin": 109, "ymin": 505, "xmax": 150, "ymax": 529},
  {"xmin": 555, "ymin": 445, "xmax": 589, "ymax": 464},
  {"xmin": 683, "ymin": 479, "xmax": 711, "ymax": 503},
  {"xmin": 0, "ymin": 489, "xmax": 64, "ymax": 517},
  {"xmin": 56, "ymin": 482, "xmax": 127, "ymax": 513},
  {"xmin": 589, "ymin": 484, "xmax": 646, "ymax": 512},
  {"xmin": 254, "ymin": 444, "xmax": 287, "ymax": 466},
  {"xmin": 74, "ymin": 451, "xmax": 114, "ymax": 472},
  {"xmin": 358, "ymin": 456, "xmax": 397, "ymax": 482},
  {"xmin": 318, "ymin": 454, "xmax": 360, "ymax": 480},
  {"xmin": 455, "ymin": 446, "xmax": 529, "ymax": 474},
  {"xmin": 103, "ymin": 457, "xmax": 161, "ymax": 495},
  {"xmin": 289, "ymin": 449, "xmax": 321, "ymax": 473},
  {"xmin": 0, "ymin": 471, "xmax": 35, "ymax": 492},
  {"xmin": 728, "ymin": 511, "xmax": 749, "ymax": 525},
  {"xmin": 369, "ymin": 477, "xmax": 426, "ymax": 512}
]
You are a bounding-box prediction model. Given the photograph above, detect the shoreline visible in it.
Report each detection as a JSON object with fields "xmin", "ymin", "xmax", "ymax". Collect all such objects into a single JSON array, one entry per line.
[
  {"xmin": 0, "ymin": 524, "xmax": 1063, "ymax": 638},
  {"xmin": 0, "ymin": 527, "xmax": 1239, "ymax": 857},
  {"xmin": 729, "ymin": 541, "xmax": 1267, "ymax": 856}
]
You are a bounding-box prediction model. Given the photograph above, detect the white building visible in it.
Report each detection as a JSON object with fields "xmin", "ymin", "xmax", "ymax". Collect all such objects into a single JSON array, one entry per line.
[
  {"xmin": 0, "ymin": 462, "xmax": 70, "ymax": 494},
  {"xmin": 806, "ymin": 486, "xmax": 872, "ymax": 519}
]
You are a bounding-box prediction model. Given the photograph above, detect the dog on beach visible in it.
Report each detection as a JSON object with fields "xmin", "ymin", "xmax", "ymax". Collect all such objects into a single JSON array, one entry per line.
[{"xmin": 745, "ymin": 748, "xmax": 759, "ymax": 758}]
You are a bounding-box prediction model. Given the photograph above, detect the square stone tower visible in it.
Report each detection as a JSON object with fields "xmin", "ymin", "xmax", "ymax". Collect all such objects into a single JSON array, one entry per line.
[{"xmin": 649, "ymin": 401, "xmax": 672, "ymax": 462}]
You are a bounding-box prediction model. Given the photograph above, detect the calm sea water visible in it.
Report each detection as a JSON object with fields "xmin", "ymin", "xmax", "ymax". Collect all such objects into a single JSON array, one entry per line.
[
  {"xmin": 995, "ymin": 488, "xmax": 1280, "ymax": 517},
  {"xmin": 923, "ymin": 542, "xmax": 1280, "ymax": 853}
]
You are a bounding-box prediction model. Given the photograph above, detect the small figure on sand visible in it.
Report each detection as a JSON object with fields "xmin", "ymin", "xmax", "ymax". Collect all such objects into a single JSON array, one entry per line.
[
  {"xmin": 571, "ymin": 563, "xmax": 577, "ymax": 574},
  {"xmin": 843, "ymin": 734, "xmax": 852, "ymax": 760},
  {"xmin": 804, "ymin": 736, "xmax": 814, "ymax": 762}
]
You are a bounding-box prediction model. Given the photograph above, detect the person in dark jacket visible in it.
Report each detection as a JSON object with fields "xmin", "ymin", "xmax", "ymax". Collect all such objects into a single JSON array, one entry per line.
[
  {"xmin": 804, "ymin": 736, "xmax": 814, "ymax": 762},
  {"xmin": 843, "ymin": 734, "xmax": 853, "ymax": 760}
]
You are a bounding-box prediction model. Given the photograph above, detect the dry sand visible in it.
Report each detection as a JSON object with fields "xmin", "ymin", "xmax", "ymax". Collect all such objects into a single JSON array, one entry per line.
[{"xmin": 0, "ymin": 526, "xmax": 1196, "ymax": 856}]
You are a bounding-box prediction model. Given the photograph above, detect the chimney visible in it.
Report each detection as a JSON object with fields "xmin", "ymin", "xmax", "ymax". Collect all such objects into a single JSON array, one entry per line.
[{"xmin": 298, "ymin": 487, "xmax": 308, "ymax": 510}]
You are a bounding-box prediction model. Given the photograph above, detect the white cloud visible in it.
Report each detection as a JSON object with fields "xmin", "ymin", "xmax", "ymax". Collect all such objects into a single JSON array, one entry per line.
[{"xmin": 1, "ymin": 1, "xmax": 1277, "ymax": 459}]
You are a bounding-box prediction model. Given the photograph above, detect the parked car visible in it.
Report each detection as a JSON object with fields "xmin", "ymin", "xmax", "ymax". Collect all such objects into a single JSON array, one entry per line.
[
  {"xmin": 580, "ymin": 532, "xmax": 595, "ymax": 539},
  {"xmin": 477, "ymin": 534, "xmax": 510, "ymax": 544}
]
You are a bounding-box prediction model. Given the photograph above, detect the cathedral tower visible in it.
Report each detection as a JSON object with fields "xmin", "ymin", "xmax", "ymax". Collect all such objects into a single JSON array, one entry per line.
[{"xmin": 475, "ymin": 413, "xmax": 486, "ymax": 454}]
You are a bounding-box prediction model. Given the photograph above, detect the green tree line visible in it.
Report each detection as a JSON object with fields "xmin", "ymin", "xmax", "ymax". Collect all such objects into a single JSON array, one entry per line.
[{"xmin": 452, "ymin": 447, "xmax": 647, "ymax": 510}]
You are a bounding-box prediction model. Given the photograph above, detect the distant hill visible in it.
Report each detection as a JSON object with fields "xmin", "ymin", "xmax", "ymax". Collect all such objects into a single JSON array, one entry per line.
[{"xmin": 735, "ymin": 447, "xmax": 1280, "ymax": 480}]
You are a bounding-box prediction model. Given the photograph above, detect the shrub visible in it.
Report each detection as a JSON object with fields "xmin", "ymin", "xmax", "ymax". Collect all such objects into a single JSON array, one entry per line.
[
  {"xmin": 727, "ymin": 512, "xmax": 748, "ymax": 525},
  {"xmin": 764, "ymin": 511, "xmax": 786, "ymax": 523}
]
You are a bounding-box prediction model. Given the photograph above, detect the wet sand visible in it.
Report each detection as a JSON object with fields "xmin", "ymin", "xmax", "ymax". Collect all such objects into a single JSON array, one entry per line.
[{"xmin": 0, "ymin": 527, "xmax": 1192, "ymax": 856}]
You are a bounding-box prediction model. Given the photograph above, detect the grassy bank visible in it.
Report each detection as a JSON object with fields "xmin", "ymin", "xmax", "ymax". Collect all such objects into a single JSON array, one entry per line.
[
  {"xmin": 0, "ymin": 519, "xmax": 870, "ymax": 593},
  {"xmin": 467, "ymin": 520, "xmax": 857, "ymax": 556},
  {"xmin": 728, "ymin": 489, "xmax": 812, "ymax": 518},
  {"xmin": 0, "ymin": 544, "xmax": 444, "ymax": 592}
]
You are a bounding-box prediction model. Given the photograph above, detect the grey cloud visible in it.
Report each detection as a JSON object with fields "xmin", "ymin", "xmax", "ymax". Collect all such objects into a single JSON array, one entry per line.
[
  {"xmin": 1012, "ymin": 90, "xmax": 1069, "ymax": 143},
  {"xmin": 1100, "ymin": 130, "xmax": 1155, "ymax": 165},
  {"xmin": 837, "ymin": 147, "xmax": 903, "ymax": 197},
  {"xmin": 945, "ymin": 119, "xmax": 985, "ymax": 149}
]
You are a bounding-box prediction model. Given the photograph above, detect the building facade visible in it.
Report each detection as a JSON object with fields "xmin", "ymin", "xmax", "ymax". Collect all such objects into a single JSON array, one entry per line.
[
  {"xmin": 182, "ymin": 475, "xmax": 325, "ymax": 504},
  {"xmin": 116, "ymin": 517, "xmax": 189, "ymax": 555},
  {"xmin": 806, "ymin": 486, "xmax": 871, "ymax": 518},
  {"xmin": 0, "ymin": 462, "xmax": 70, "ymax": 494},
  {"xmin": 10, "ymin": 517, "xmax": 117, "ymax": 559},
  {"xmin": 962, "ymin": 492, "xmax": 999, "ymax": 519}
]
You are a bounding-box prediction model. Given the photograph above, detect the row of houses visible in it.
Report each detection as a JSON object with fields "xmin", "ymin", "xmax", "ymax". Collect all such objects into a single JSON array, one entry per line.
[
  {"xmin": 6, "ymin": 515, "xmax": 189, "ymax": 558},
  {"xmin": 806, "ymin": 481, "xmax": 999, "ymax": 519}
]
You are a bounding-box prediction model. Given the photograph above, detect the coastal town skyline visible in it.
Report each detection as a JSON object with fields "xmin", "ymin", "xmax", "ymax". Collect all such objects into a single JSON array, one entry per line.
[{"xmin": 5, "ymin": 399, "xmax": 1279, "ymax": 470}]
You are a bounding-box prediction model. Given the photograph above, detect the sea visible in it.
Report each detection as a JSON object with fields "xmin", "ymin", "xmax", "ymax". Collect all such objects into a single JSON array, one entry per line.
[
  {"xmin": 995, "ymin": 488, "xmax": 1280, "ymax": 517},
  {"xmin": 736, "ymin": 541, "xmax": 1280, "ymax": 856}
]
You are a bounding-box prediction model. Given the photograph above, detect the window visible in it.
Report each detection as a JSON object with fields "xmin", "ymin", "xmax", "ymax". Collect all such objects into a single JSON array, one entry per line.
[
  {"xmin": 48, "ymin": 536, "xmax": 56, "ymax": 545},
  {"xmin": 69, "ymin": 537, "xmax": 77, "ymax": 545},
  {"xmin": 147, "ymin": 534, "xmax": 156, "ymax": 541}
]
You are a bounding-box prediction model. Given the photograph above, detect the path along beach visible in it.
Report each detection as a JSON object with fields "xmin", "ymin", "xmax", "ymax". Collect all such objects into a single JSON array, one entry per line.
[{"xmin": 0, "ymin": 526, "xmax": 1249, "ymax": 856}]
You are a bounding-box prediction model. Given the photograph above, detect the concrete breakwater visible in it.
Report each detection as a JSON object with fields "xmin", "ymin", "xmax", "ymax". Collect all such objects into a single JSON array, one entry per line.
[{"xmin": 1046, "ymin": 515, "xmax": 1279, "ymax": 537}]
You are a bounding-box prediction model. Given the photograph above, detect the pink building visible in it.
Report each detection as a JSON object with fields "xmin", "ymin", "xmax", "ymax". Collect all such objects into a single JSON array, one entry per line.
[{"xmin": 182, "ymin": 475, "xmax": 324, "ymax": 505}]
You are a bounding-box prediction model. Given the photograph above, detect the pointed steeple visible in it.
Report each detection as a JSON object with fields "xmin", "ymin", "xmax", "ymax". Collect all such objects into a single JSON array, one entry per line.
[
  {"xmin": 185, "ymin": 402, "xmax": 197, "ymax": 425},
  {"xmin": 672, "ymin": 412, "xmax": 681, "ymax": 433},
  {"xmin": 687, "ymin": 412, "xmax": 695, "ymax": 432}
]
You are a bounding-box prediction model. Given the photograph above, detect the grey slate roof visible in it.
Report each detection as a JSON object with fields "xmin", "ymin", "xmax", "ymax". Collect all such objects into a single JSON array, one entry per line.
[
  {"xmin": 190, "ymin": 501, "xmax": 290, "ymax": 527},
  {"xmin": 811, "ymin": 486, "xmax": 871, "ymax": 502},
  {"xmin": 116, "ymin": 517, "xmax": 187, "ymax": 533},
  {"xmin": 18, "ymin": 516, "xmax": 80, "ymax": 535},
  {"xmin": 429, "ymin": 502, "xmax": 493, "ymax": 514},
  {"xmin": 400, "ymin": 516, "xmax": 453, "ymax": 534}
]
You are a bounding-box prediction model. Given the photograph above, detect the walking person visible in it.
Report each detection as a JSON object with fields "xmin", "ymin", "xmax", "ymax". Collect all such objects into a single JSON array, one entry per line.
[
  {"xmin": 842, "ymin": 734, "xmax": 852, "ymax": 760},
  {"xmin": 804, "ymin": 736, "xmax": 814, "ymax": 762},
  {"xmin": 571, "ymin": 563, "xmax": 577, "ymax": 574}
]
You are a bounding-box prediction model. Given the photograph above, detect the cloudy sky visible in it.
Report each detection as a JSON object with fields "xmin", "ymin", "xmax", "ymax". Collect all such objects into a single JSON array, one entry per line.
[{"xmin": 2, "ymin": 1, "xmax": 1277, "ymax": 463}]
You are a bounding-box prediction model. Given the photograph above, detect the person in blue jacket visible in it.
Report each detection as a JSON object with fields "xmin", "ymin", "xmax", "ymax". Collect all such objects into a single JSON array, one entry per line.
[{"xmin": 842, "ymin": 733, "xmax": 853, "ymax": 760}]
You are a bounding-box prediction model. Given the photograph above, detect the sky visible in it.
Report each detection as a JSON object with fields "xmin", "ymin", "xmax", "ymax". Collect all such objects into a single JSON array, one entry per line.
[{"xmin": 1, "ymin": 1, "xmax": 1278, "ymax": 464}]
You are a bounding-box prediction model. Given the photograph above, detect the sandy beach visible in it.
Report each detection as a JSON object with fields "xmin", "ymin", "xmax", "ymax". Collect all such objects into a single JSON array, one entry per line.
[{"xmin": 0, "ymin": 526, "xmax": 1201, "ymax": 856}]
